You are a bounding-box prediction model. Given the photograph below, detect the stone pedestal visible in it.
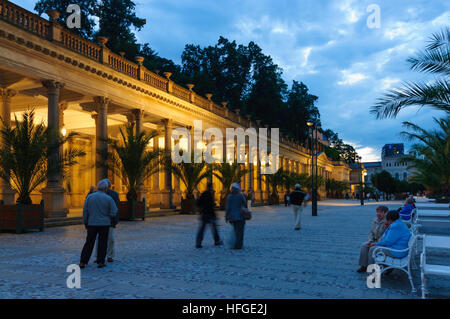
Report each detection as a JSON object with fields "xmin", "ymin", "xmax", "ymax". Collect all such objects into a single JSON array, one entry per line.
[
  {"xmin": 173, "ymin": 190, "xmax": 182, "ymax": 207},
  {"xmin": 41, "ymin": 187, "xmax": 68, "ymax": 218},
  {"xmin": 254, "ymin": 190, "xmax": 263, "ymax": 204},
  {"xmin": 0, "ymin": 188, "xmax": 16, "ymax": 205},
  {"xmin": 160, "ymin": 189, "xmax": 173, "ymax": 209},
  {"xmin": 148, "ymin": 191, "xmax": 161, "ymax": 208}
]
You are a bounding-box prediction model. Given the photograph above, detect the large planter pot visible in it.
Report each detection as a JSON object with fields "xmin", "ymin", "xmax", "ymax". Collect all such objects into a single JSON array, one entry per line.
[
  {"xmin": 119, "ymin": 201, "xmax": 146, "ymax": 221},
  {"xmin": 180, "ymin": 198, "xmax": 196, "ymax": 214},
  {"xmin": 0, "ymin": 202, "xmax": 44, "ymax": 234}
]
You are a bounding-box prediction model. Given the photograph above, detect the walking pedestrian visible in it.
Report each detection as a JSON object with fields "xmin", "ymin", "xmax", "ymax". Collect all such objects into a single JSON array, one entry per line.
[
  {"xmin": 195, "ymin": 182, "xmax": 223, "ymax": 248},
  {"xmin": 289, "ymin": 184, "xmax": 309, "ymax": 230},
  {"xmin": 79, "ymin": 179, "xmax": 118, "ymax": 269},
  {"xmin": 225, "ymin": 183, "xmax": 247, "ymax": 250},
  {"xmin": 93, "ymin": 179, "xmax": 119, "ymax": 263}
]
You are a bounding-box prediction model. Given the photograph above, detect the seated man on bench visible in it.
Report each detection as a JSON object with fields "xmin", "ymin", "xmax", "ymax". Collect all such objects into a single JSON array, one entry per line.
[
  {"xmin": 367, "ymin": 210, "xmax": 411, "ymax": 273},
  {"xmin": 357, "ymin": 205, "xmax": 388, "ymax": 273}
]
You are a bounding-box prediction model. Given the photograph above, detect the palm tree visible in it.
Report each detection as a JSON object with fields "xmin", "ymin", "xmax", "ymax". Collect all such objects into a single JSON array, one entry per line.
[
  {"xmin": 0, "ymin": 110, "xmax": 85, "ymax": 204},
  {"xmin": 372, "ymin": 28, "xmax": 450, "ymax": 118},
  {"xmin": 212, "ymin": 162, "xmax": 248, "ymax": 208},
  {"xmin": 266, "ymin": 169, "xmax": 285, "ymax": 204},
  {"xmin": 400, "ymin": 117, "xmax": 449, "ymax": 197},
  {"xmin": 166, "ymin": 153, "xmax": 210, "ymax": 200},
  {"xmin": 105, "ymin": 123, "xmax": 161, "ymax": 201}
]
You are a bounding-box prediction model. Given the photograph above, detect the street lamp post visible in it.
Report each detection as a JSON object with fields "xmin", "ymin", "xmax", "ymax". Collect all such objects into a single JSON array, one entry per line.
[
  {"xmin": 358, "ymin": 156, "xmax": 364, "ymax": 206},
  {"xmin": 307, "ymin": 121, "xmax": 318, "ymax": 216}
]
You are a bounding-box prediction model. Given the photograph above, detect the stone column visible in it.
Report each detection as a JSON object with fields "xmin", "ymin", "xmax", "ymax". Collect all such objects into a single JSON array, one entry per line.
[
  {"xmin": 41, "ymin": 80, "xmax": 67, "ymax": 217},
  {"xmin": 246, "ymin": 144, "xmax": 253, "ymax": 201},
  {"xmin": 255, "ymin": 138, "xmax": 263, "ymax": 204},
  {"xmin": 149, "ymin": 135, "xmax": 161, "ymax": 208},
  {"xmin": 130, "ymin": 109, "xmax": 147, "ymax": 201},
  {"xmin": 161, "ymin": 119, "xmax": 174, "ymax": 209},
  {"xmin": 93, "ymin": 96, "xmax": 110, "ymax": 183},
  {"xmin": 132, "ymin": 109, "xmax": 144, "ymax": 135},
  {"xmin": 0, "ymin": 89, "xmax": 17, "ymax": 204}
]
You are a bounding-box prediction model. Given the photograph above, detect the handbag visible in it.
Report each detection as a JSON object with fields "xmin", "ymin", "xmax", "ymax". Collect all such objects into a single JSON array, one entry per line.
[{"xmin": 241, "ymin": 207, "xmax": 252, "ymax": 220}]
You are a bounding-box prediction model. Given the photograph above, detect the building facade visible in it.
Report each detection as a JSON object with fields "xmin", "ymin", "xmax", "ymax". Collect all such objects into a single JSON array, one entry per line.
[
  {"xmin": 364, "ymin": 143, "xmax": 415, "ymax": 187},
  {"xmin": 0, "ymin": 1, "xmax": 351, "ymax": 217}
]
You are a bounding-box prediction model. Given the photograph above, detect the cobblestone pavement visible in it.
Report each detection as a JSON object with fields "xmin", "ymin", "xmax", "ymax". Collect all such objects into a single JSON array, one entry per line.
[{"xmin": 1, "ymin": 200, "xmax": 449, "ymax": 299}]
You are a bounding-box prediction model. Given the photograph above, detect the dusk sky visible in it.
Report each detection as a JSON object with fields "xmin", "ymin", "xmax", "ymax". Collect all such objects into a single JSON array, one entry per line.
[{"xmin": 14, "ymin": 0, "xmax": 450, "ymax": 161}]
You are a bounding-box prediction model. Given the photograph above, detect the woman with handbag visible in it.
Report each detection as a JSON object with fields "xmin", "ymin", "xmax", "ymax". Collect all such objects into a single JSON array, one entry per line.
[{"xmin": 225, "ymin": 183, "xmax": 250, "ymax": 250}]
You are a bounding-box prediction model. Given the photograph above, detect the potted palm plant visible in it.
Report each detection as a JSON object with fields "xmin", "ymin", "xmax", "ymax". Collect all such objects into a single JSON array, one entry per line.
[
  {"xmin": 105, "ymin": 123, "xmax": 160, "ymax": 221},
  {"xmin": 0, "ymin": 110, "xmax": 85, "ymax": 233},
  {"xmin": 212, "ymin": 162, "xmax": 247, "ymax": 209},
  {"xmin": 165, "ymin": 153, "xmax": 210, "ymax": 214},
  {"xmin": 266, "ymin": 169, "xmax": 285, "ymax": 205}
]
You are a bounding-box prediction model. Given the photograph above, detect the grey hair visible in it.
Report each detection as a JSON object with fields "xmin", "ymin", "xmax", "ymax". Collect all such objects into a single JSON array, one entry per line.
[
  {"xmin": 97, "ymin": 179, "xmax": 109, "ymax": 191},
  {"xmin": 102, "ymin": 178, "xmax": 112, "ymax": 187}
]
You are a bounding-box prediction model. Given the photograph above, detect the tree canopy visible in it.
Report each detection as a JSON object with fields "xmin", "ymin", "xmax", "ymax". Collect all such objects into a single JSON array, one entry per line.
[{"xmin": 32, "ymin": 1, "xmax": 357, "ymax": 161}]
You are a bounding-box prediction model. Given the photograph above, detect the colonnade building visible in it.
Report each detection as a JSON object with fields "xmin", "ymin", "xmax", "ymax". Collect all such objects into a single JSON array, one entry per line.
[{"xmin": 0, "ymin": 1, "xmax": 351, "ymax": 217}]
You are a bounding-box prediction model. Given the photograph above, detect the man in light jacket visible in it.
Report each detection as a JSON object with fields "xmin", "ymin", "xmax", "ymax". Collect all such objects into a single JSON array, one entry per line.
[
  {"xmin": 357, "ymin": 205, "xmax": 388, "ymax": 273},
  {"xmin": 79, "ymin": 179, "xmax": 118, "ymax": 269},
  {"xmin": 367, "ymin": 210, "xmax": 411, "ymax": 267},
  {"xmin": 289, "ymin": 184, "xmax": 309, "ymax": 230},
  {"xmin": 93, "ymin": 179, "xmax": 119, "ymax": 263}
]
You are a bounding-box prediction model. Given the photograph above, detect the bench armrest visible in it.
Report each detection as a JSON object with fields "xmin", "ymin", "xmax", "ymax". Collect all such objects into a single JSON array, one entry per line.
[{"xmin": 372, "ymin": 245, "xmax": 410, "ymax": 260}]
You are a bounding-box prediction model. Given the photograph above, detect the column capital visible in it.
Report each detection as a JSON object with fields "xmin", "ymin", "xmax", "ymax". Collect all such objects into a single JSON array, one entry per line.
[
  {"xmin": 42, "ymin": 80, "xmax": 64, "ymax": 91},
  {"xmin": 0, "ymin": 88, "xmax": 17, "ymax": 98},
  {"xmin": 125, "ymin": 112, "xmax": 135, "ymax": 122},
  {"xmin": 161, "ymin": 118, "xmax": 173, "ymax": 128},
  {"xmin": 132, "ymin": 108, "xmax": 145, "ymax": 118},
  {"xmin": 93, "ymin": 96, "xmax": 110, "ymax": 106}
]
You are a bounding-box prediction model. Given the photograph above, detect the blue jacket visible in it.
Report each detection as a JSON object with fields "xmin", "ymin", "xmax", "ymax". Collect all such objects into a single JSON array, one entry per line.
[
  {"xmin": 225, "ymin": 191, "xmax": 247, "ymax": 222},
  {"xmin": 399, "ymin": 204, "xmax": 414, "ymax": 221},
  {"xmin": 376, "ymin": 219, "xmax": 411, "ymax": 258}
]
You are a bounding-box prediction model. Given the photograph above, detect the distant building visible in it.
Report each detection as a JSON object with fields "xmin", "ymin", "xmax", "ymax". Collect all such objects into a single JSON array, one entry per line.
[{"xmin": 364, "ymin": 143, "xmax": 416, "ymax": 187}]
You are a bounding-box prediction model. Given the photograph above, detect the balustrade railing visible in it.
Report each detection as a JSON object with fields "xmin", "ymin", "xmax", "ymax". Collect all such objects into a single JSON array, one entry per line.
[
  {"xmin": 0, "ymin": 0, "xmax": 49, "ymax": 37},
  {"xmin": 172, "ymin": 84, "xmax": 190, "ymax": 102},
  {"xmin": 108, "ymin": 52, "xmax": 138, "ymax": 78},
  {"xmin": 0, "ymin": 0, "xmax": 313, "ymax": 153},
  {"xmin": 143, "ymin": 70, "xmax": 167, "ymax": 91},
  {"xmin": 61, "ymin": 29, "xmax": 100, "ymax": 61}
]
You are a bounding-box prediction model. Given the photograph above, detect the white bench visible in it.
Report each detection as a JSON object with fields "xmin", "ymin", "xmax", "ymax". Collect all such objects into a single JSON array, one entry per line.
[
  {"xmin": 372, "ymin": 235, "xmax": 417, "ymax": 292},
  {"xmin": 418, "ymin": 210, "xmax": 450, "ymax": 218},
  {"xmin": 420, "ymin": 235, "xmax": 450, "ymax": 299},
  {"xmin": 416, "ymin": 203, "xmax": 450, "ymax": 211}
]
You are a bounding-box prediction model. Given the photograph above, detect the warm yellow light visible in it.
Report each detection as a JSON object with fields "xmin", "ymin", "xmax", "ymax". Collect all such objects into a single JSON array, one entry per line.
[
  {"xmin": 61, "ymin": 127, "xmax": 67, "ymax": 136},
  {"xmin": 196, "ymin": 141, "xmax": 206, "ymax": 151}
]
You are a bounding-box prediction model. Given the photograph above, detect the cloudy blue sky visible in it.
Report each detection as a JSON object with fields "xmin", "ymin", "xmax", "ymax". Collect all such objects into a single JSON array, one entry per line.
[{"xmin": 15, "ymin": 0, "xmax": 450, "ymax": 161}]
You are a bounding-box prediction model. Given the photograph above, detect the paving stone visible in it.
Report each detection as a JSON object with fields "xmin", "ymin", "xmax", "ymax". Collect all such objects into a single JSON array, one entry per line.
[{"xmin": 0, "ymin": 200, "xmax": 449, "ymax": 298}]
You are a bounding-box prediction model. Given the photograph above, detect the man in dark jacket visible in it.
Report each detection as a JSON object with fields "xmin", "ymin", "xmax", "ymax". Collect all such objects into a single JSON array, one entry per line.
[
  {"xmin": 196, "ymin": 182, "xmax": 223, "ymax": 248},
  {"xmin": 289, "ymin": 184, "xmax": 309, "ymax": 230}
]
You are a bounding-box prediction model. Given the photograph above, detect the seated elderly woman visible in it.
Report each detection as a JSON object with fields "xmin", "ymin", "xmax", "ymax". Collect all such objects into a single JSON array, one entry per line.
[
  {"xmin": 366, "ymin": 210, "xmax": 411, "ymax": 271},
  {"xmin": 357, "ymin": 205, "xmax": 388, "ymax": 273},
  {"xmin": 397, "ymin": 197, "xmax": 415, "ymax": 221}
]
